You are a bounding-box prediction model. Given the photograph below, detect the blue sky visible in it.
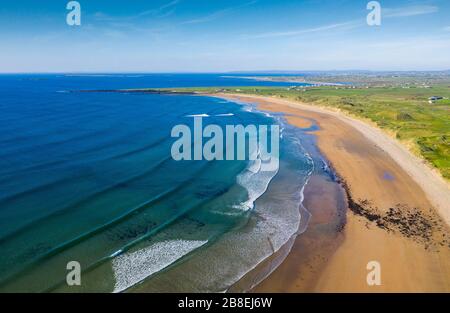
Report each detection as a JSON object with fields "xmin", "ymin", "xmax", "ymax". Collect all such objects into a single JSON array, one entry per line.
[{"xmin": 1, "ymin": 0, "xmax": 449, "ymax": 72}]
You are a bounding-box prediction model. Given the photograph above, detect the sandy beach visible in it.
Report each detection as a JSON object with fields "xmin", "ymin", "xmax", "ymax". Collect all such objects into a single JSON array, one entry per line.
[{"xmin": 214, "ymin": 93, "xmax": 450, "ymax": 292}]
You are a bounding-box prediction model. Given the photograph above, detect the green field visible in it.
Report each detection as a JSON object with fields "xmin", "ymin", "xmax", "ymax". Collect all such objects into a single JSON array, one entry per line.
[{"xmin": 167, "ymin": 85, "xmax": 450, "ymax": 180}]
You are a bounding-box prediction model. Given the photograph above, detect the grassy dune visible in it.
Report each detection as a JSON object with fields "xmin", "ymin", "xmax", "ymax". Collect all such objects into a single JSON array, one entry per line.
[{"xmin": 169, "ymin": 85, "xmax": 450, "ymax": 180}]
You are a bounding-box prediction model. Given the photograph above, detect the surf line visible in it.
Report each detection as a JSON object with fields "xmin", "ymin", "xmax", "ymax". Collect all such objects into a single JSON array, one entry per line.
[{"xmin": 171, "ymin": 116, "xmax": 280, "ymax": 172}]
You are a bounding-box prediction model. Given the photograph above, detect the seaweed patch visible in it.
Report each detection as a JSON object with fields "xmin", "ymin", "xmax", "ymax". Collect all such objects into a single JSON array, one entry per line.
[{"xmin": 341, "ymin": 180, "xmax": 450, "ymax": 250}]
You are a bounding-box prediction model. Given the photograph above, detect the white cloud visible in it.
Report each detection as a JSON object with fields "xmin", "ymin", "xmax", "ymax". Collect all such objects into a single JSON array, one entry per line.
[
  {"xmin": 242, "ymin": 4, "xmax": 439, "ymax": 40},
  {"xmin": 243, "ymin": 21, "xmax": 360, "ymax": 39},
  {"xmin": 136, "ymin": 0, "xmax": 180, "ymax": 18},
  {"xmin": 93, "ymin": 0, "xmax": 180, "ymax": 21},
  {"xmin": 180, "ymin": 9, "xmax": 228, "ymax": 25},
  {"xmin": 384, "ymin": 5, "xmax": 438, "ymax": 18},
  {"xmin": 180, "ymin": 0, "xmax": 258, "ymax": 25}
]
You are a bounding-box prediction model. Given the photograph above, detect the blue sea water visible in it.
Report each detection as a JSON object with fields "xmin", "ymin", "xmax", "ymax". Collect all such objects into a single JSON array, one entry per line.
[{"xmin": 0, "ymin": 74, "xmax": 316, "ymax": 292}]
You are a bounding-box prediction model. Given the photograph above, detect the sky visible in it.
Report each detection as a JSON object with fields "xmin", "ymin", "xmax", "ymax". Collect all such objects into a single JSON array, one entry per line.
[{"xmin": 0, "ymin": 0, "xmax": 449, "ymax": 72}]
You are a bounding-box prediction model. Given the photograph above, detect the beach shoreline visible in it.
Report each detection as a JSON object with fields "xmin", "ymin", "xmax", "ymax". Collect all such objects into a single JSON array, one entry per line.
[
  {"xmin": 212, "ymin": 93, "xmax": 450, "ymax": 292},
  {"xmin": 213, "ymin": 93, "xmax": 450, "ymax": 224}
]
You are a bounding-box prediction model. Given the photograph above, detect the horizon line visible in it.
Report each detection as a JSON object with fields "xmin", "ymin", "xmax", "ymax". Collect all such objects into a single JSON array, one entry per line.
[{"xmin": 1, "ymin": 69, "xmax": 450, "ymax": 75}]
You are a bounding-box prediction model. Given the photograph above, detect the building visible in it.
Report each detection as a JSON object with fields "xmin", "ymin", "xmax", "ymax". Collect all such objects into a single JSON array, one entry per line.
[{"xmin": 428, "ymin": 96, "xmax": 443, "ymax": 104}]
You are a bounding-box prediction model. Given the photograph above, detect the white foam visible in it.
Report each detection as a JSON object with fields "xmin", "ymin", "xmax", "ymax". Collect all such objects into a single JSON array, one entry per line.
[
  {"xmin": 185, "ymin": 113, "xmax": 210, "ymax": 117},
  {"xmin": 128, "ymin": 123, "xmax": 316, "ymax": 292},
  {"xmin": 110, "ymin": 249, "xmax": 123, "ymax": 258},
  {"xmin": 235, "ymin": 154, "xmax": 279, "ymax": 212},
  {"xmin": 247, "ymin": 158, "xmax": 261, "ymax": 174},
  {"xmin": 215, "ymin": 113, "xmax": 234, "ymax": 117},
  {"xmin": 112, "ymin": 239, "xmax": 207, "ymax": 292}
]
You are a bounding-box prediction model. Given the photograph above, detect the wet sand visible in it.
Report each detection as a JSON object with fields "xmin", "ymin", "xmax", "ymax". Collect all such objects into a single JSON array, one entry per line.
[
  {"xmin": 215, "ymin": 93, "xmax": 450, "ymax": 292},
  {"xmin": 248, "ymin": 174, "xmax": 347, "ymax": 292}
]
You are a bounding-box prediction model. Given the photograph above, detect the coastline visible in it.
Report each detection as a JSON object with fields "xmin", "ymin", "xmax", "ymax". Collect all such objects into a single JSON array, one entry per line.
[
  {"xmin": 213, "ymin": 93, "xmax": 450, "ymax": 292},
  {"xmin": 215, "ymin": 93, "xmax": 450, "ymax": 224}
]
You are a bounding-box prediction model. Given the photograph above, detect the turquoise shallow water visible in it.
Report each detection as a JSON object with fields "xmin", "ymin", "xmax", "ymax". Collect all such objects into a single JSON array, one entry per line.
[{"xmin": 0, "ymin": 74, "xmax": 317, "ymax": 292}]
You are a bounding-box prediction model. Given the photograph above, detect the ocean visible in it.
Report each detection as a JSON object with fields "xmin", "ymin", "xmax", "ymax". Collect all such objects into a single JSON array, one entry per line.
[{"xmin": 0, "ymin": 74, "xmax": 324, "ymax": 292}]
